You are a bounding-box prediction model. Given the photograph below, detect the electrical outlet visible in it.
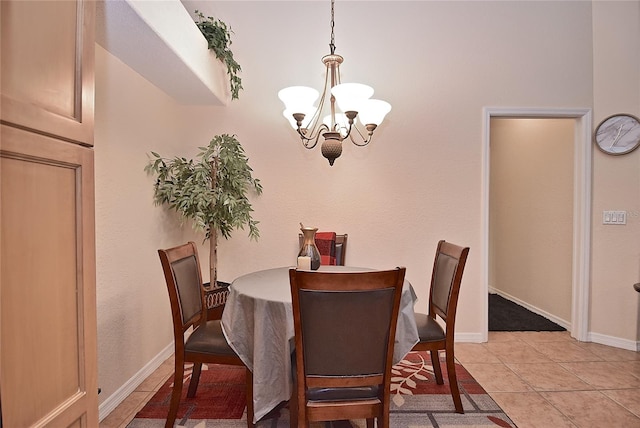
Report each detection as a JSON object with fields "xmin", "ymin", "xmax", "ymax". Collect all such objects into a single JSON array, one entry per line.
[{"xmin": 602, "ymin": 210, "xmax": 626, "ymax": 225}]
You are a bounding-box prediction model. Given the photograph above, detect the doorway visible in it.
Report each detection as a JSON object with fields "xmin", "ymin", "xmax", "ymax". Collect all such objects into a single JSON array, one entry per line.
[
  {"xmin": 481, "ymin": 108, "xmax": 592, "ymax": 342},
  {"xmin": 489, "ymin": 118, "xmax": 573, "ymax": 331}
]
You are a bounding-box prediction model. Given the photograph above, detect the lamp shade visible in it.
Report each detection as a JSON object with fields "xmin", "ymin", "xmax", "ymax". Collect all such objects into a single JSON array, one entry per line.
[
  {"xmin": 330, "ymin": 83, "xmax": 373, "ymax": 112},
  {"xmin": 357, "ymin": 99, "xmax": 391, "ymax": 125},
  {"xmin": 278, "ymin": 86, "xmax": 319, "ymax": 113}
]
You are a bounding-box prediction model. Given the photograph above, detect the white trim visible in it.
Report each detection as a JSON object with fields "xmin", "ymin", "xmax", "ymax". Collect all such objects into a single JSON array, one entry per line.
[
  {"xmin": 489, "ymin": 289, "xmax": 571, "ymax": 330},
  {"xmin": 481, "ymin": 107, "xmax": 592, "ymax": 342},
  {"xmin": 98, "ymin": 342, "xmax": 174, "ymax": 422},
  {"xmin": 454, "ymin": 332, "xmax": 485, "ymax": 343},
  {"xmin": 588, "ymin": 332, "xmax": 639, "ymax": 352},
  {"xmin": 480, "ymin": 112, "xmax": 490, "ymax": 343},
  {"xmin": 571, "ymin": 110, "xmax": 592, "ymax": 342}
]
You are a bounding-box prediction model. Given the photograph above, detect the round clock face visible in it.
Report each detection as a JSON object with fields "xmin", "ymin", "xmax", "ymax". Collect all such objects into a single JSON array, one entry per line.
[{"xmin": 594, "ymin": 114, "xmax": 640, "ymax": 155}]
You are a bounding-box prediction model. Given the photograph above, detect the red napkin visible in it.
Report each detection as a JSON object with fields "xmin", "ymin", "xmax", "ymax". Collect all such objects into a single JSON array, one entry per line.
[{"xmin": 315, "ymin": 232, "xmax": 337, "ymax": 265}]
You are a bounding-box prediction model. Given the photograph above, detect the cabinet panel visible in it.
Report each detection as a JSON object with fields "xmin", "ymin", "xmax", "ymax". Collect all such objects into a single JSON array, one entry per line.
[
  {"xmin": 0, "ymin": 125, "xmax": 97, "ymax": 427},
  {"xmin": 1, "ymin": 0, "xmax": 95, "ymax": 146}
]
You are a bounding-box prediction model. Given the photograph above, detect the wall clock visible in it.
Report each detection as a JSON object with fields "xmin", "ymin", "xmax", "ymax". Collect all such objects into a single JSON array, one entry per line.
[{"xmin": 594, "ymin": 113, "xmax": 640, "ymax": 155}]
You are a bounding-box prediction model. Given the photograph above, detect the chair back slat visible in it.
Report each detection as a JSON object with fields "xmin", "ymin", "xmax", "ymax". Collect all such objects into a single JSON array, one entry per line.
[
  {"xmin": 429, "ymin": 240, "xmax": 469, "ymax": 324},
  {"xmin": 299, "ymin": 288, "xmax": 396, "ymax": 376},
  {"xmin": 172, "ymin": 255, "xmax": 204, "ymax": 326},
  {"xmin": 335, "ymin": 234, "xmax": 347, "ymax": 266},
  {"xmin": 158, "ymin": 242, "xmax": 206, "ymax": 334}
]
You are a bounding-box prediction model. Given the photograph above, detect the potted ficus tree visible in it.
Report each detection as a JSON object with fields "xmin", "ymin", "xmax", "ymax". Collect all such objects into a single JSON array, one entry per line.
[{"xmin": 145, "ymin": 134, "xmax": 262, "ymax": 290}]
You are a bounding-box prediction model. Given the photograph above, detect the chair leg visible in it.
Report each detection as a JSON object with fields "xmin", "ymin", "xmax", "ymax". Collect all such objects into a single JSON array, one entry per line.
[
  {"xmin": 289, "ymin": 362, "xmax": 306, "ymax": 428},
  {"xmin": 294, "ymin": 397, "xmax": 308, "ymax": 428},
  {"xmin": 245, "ymin": 367, "xmax": 255, "ymax": 428},
  {"xmin": 187, "ymin": 362, "xmax": 202, "ymax": 398},
  {"xmin": 289, "ymin": 391, "xmax": 297, "ymax": 428},
  {"xmin": 366, "ymin": 418, "xmax": 375, "ymax": 428},
  {"xmin": 165, "ymin": 360, "xmax": 185, "ymax": 428},
  {"xmin": 289, "ymin": 382, "xmax": 298, "ymax": 428},
  {"xmin": 379, "ymin": 405, "xmax": 390, "ymax": 428},
  {"xmin": 430, "ymin": 350, "xmax": 444, "ymax": 385},
  {"xmin": 376, "ymin": 406, "xmax": 391, "ymax": 428},
  {"xmin": 445, "ymin": 350, "xmax": 464, "ymax": 413}
]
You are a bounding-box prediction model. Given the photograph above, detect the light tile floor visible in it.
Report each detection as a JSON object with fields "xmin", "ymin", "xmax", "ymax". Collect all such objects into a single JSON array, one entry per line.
[
  {"xmin": 463, "ymin": 332, "xmax": 640, "ymax": 427},
  {"xmin": 100, "ymin": 331, "xmax": 640, "ymax": 428}
]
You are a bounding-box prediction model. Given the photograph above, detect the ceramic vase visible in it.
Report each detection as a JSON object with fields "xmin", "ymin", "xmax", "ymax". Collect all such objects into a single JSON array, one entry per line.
[{"xmin": 298, "ymin": 227, "xmax": 321, "ymax": 270}]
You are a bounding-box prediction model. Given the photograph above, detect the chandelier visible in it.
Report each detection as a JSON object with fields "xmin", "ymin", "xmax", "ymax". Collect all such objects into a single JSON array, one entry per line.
[{"xmin": 278, "ymin": 0, "xmax": 391, "ymax": 166}]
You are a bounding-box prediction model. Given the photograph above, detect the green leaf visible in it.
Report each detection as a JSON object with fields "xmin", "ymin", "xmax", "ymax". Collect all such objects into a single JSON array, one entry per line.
[
  {"xmin": 144, "ymin": 134, "xmax": 261, "ymax": 243},
  {"xmin": 194, "ymin": 11, "xmax": 242, "ymax": 100}
]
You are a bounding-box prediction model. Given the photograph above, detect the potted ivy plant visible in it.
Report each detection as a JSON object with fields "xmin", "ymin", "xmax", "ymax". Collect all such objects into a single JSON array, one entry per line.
[
  {"xmin": 194, "ymin": 10, "xmax": 242, "ymax": 100},
  {"xmin": 145, "ymin": 134, "xmax": 262, "ymax": 288}
]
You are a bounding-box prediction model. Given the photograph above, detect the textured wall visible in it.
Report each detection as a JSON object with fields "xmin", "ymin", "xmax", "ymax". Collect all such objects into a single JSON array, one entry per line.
[
  {"xmin": 591, "ymin": 1, "xmax": 640, "ymax": 344},
  {"xmin": 94, "ymin": 44, "xmax": 208, "ymax": 407}
]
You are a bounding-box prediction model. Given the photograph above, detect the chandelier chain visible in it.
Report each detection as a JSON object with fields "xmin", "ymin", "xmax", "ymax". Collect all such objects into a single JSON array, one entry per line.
[{"xmin": 329, "ymin": 0, "xmax": 336, "ymax": 54}]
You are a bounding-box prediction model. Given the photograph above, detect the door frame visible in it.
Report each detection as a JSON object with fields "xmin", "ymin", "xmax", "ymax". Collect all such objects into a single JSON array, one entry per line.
[{"xmin": 481, "ymin": 107, "xmax": 592, "ymax": 342}]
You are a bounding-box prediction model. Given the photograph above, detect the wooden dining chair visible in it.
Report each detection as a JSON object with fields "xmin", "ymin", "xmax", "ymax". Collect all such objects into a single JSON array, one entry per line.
[
  {"xmin": 158, "ymin": 242, "xmax": 254, "ymax": 428},
  {"xmin": 288, "ymin": 267, "xmax": 406, "ymax": 428},
  {"xmin": 335, "ymin": 233, "xmax": 348, "ymax": 266},
  {"xmin": 411, "ymin": 240, "xmax": 470, "ymax": 413}
]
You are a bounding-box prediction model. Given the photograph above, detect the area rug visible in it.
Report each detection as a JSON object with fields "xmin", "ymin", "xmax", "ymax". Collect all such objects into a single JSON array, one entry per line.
[
  {"xmin": 489, "ymin": 293, "xmax": 566, "ymax": 332},
  {"xmin": 129, "ymin": 351, "xmax": 515, "ymax": 427}
]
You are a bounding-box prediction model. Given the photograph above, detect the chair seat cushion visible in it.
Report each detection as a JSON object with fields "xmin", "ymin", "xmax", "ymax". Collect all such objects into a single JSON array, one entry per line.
[
  {"xmin": 185, "ymin": 320, "xmax": 237, "ymax": 357},
  {"xmin": 414, "ymin": 312, "xmax": 446, "ymax": 342},
  {"xmin": 291, "ymin": 353, "xmax": 380, "ymax": 402},
  {"xmin": 307, "ymin": 385, "xmax": 380, "ymax": 402}
]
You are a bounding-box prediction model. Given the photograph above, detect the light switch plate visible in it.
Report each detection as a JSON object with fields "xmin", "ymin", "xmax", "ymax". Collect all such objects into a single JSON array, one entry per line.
[{"xmin": 602, "ymin": 210, "xmax": 626, "ymax": 225}]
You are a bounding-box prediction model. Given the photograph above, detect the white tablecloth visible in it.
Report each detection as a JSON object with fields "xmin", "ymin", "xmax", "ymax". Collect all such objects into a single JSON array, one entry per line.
[{"xmin": 220, "ymin": 266, "xmax": 419, "ymax": 423}]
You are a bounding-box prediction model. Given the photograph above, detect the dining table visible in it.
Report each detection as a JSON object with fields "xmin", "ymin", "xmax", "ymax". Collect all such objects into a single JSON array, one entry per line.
[{"xmin": 220, "ymin": 265, "xmax": 420, "ymax": 423}]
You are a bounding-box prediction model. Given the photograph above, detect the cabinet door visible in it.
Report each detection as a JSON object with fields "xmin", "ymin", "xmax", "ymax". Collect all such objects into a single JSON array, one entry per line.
[
  {"xmin": 1, "ymin": 0, "xmax": 95, "ymax": 146},
  {"xmin": 0, "ymin": 125, "xmax": 98, "ymax": 427}
]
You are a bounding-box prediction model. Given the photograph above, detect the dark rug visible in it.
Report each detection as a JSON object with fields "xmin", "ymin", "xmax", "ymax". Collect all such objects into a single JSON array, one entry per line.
[
  {"xmin": 489, "ymin": 293, "xmax": 566, "ymax": 331},
  {"xmin": 129, "ymin": 351, "xmax": 516, "ymax": 427}
]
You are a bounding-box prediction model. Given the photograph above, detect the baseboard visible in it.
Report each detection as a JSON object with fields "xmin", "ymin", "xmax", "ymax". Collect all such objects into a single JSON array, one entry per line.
[
  {"xmin": 489, "ymin": 289, "xmax": 639, "ymax": 350},
  {"xmin": 98, "ymin": 342, "xmax": 174, "ymax": 422},
  {"xmin": 489, "ymin": 289, "xmax": 571, "ymax": 330},
  {"xmin": 455, "ymin": 332, "xmax": 485, "ymax": 343},
  {"xmin": 588, "ymin": 332, "xmax": 639, "ymax": 352}
]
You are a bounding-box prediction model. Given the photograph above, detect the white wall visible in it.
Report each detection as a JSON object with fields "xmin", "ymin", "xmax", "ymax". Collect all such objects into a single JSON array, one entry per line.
[
  {"xmin": 95, "ymin": 0, "xmax": 640, "ymax": 417},
  {"xmin": 181, "ymin": 0, "xmax": 595, "ymax": 335},
  {"xmin": 94, "ymin": 44, "xmax": 210, "ymax": 411},
  {"xmin": 591, "ymin": 0, "xmax": 640, "ymax": 345}
]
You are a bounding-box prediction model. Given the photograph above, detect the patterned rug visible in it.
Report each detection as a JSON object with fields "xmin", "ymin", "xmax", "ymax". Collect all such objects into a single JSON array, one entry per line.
[{"xmin": 129, "ymin": 351, "xmax": 515, "ymax": 427}]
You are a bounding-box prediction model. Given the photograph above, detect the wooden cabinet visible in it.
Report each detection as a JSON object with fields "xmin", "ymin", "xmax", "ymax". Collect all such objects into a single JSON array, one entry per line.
[
  {"xmin": 1, "ymin": 0, "xmax": 95, "ymax": 146},
  {"xmin": 1, "ymin": 1, "xmax": 98, "ymax": 427}
]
